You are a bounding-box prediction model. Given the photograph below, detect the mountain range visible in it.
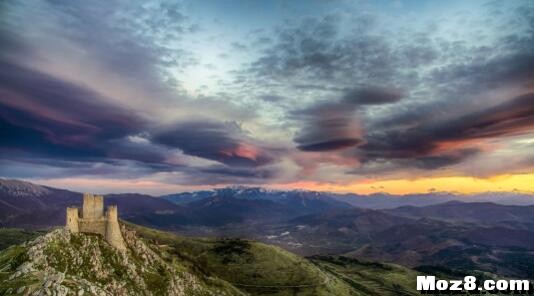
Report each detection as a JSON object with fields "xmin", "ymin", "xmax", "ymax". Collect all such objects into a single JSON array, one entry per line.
[
  {"xmin": 1, "ymin": 179, "xmax": 534, "ymax": 278},
  {"xmin": 163, "ymin": 187, "xmax": 534, "ymax": 208}
]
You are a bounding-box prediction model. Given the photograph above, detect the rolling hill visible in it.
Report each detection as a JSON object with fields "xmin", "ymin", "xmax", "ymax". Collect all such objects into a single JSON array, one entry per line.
[
  {"xmin": 254, "ymin": 209, "xmax": 534, "ymax": 277},
  {"xmin": 386, "ymin": 201, "xmax": 534, "ymax": 229},
  {"xmin": 0, "ymin": 223, "xmax": 436, "ymax": 296}
]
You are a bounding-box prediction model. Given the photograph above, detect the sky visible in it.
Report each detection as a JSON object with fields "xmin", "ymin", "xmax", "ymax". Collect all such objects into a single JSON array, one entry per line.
[{"xmin": 1, "ymin": 0, "xmax": 533, "ymax": 195}]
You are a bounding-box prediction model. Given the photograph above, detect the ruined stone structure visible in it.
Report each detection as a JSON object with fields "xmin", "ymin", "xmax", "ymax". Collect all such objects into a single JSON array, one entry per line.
[{"xmin": 66, "ymin": 193, "xmax": 126, "ymax": 250}]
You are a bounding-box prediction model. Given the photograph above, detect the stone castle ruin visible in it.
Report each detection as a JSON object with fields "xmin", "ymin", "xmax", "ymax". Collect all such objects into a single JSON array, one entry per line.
[{"xmin": 66, "ymin": 193, "xmax": 126, "ymax": 250}]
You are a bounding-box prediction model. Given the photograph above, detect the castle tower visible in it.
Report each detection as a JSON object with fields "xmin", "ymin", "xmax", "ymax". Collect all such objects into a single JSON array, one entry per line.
[
  {"xmin": 82, "ymin": 193, "xmax": 95, "ymax": 220},
  {"xmin": 105, "ymin": 205, "xmax": 126, "ymax": 250},
  {"xmin": 83, "ymin": 193, "xmax": 104, "ymax": 220},
  {"xmin": 66, "ymin": 207, "xmax": 79, "ymax": 233},
  {"xmin": 94, "ymin": 195, "xmax": 104, "ymax": 219}
]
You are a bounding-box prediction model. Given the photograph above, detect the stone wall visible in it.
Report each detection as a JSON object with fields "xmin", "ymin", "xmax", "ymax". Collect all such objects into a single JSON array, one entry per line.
[{"xmin": 78, "ymin": 219, "xmax": 106, "ymax": 236}]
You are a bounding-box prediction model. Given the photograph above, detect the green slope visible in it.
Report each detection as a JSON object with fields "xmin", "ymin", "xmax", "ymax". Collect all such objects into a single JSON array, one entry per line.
[
  {"xmin": 0, "ymin": 229, "xmax": 42, "ymax": 251},
  {"xmin": 2, "ymin": 223, "xmax": 504, "ymax": 296},
  {"xmin": 132, "ymin": 223, "xmax": 455, "ymax": 296},
  {"xmin": 310, "ymin": 256, "xmax": 421, "ymax": 296}
]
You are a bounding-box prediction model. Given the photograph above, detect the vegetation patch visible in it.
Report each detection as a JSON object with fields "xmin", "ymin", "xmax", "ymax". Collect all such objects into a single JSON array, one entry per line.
[
  {"xmin": 0, "ymin": 229, "xmax": 41, "ymax": 250},
  {"xmin": 311, "ymin": 255, "xmax": 421, "ymax": 296},
  {"xmin": 0, "ymin": 245, "xmax": 27, "ymax": 272}
]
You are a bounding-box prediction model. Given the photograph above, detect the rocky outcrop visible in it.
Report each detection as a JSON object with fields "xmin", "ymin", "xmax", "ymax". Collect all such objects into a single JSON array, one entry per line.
[{"xmin": 0, "ymin": 227, "xmax": 241, "ymax": 296}]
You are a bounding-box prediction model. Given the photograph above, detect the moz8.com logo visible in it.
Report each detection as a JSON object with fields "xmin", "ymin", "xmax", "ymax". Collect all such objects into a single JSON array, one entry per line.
[{"xmin": 417, "ymin": 276, "xmax": 534, "ymax": 294}]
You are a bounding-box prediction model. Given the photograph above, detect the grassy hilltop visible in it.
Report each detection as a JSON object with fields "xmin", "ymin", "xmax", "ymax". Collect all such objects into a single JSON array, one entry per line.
[
  {"xmin": 128, "ymin": 223, "xmax": 426, "ymax": 296},
  {"xmin": 3, "ymin": 224, "xmax": 496, "ymax": 296},
  {"xmin": 0, "ymin": 227, "xmax": 241, "ymax": 296}
]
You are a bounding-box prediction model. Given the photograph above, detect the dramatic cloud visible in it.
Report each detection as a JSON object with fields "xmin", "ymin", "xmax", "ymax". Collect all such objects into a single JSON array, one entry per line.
[
  {"xmin": 0, "ymin": 60, "xmax": 145, "ymax": 160},
  {"xmin": 291, "ymin": 85, "xmax": 404, "ymax": 152},
  {"xmin": 153, "ymin": 121, "xmax": 275, "ymax": 167},
  {"xmin": 1, "ymin": 0, "xmax": 534, "ymax": 193},
  {"xmin": 355, "ymin": 93, "xmax": 534, "ymax": 173},
  {"xmin": 370, "ymin": 93, "xmax": 533, "ymax": 154},
  {"xmin": 292, "ymin": 101, "xmax": 362, "ymax": 152},
  {"xmin": 342, "ymin": 87, "xmax": 403, "ymax": 105}
]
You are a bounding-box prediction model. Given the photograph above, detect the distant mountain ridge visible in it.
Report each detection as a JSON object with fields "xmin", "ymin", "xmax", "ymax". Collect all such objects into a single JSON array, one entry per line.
[
  {"xmin": 0, "ymin": 179, "xmax": 52, "ymax": 197},
  {"xmin": 2, "ymin": 179, "xmax": 534, "ymax": 278},
  {"xmin": 0, "ymin": 180, "xmax": 352, "ymax": 229},
  {"xmin": 132, "ymin": 187, "xmax": 353, "ymax": 228},
  {"xmin": 0, "ymin": 179, "xmax": 180, "ymax": 229},
  {"xmin": 2, "ymin": 179, "xmax": 534, "ymax": 230},
  {"xmin": 385, "ymin": 201, "xmax": 534, "ymax": 227},
  {"xmin": 162, "ymin": 186, "xmax": 348, "ymax": 204},
  {"xmin": 163, "ymin": 186, "xmax": 534, "ymax": 209},
  {"xmin": 333, "ymin": 192, "xmax": 534, "ymax": 208}
]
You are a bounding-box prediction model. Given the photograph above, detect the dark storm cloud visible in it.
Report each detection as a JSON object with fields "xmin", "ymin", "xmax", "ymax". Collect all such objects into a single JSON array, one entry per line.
[
  {"xmin": 0, "ymin": 1, "xmax": 275, "ymax": 182},
  {"xmin": 342, "ymin": 87, "xmax": 403, "ymax": 105},
  {"xmin": 154, "ymin": 164, "xmax": 279, "ymax": 186},
  {"xmin": 106, "ymin": 138, "xmax": 169, "ymax": 164},
  {"xmin": 153, "ymin": 121, "xmax": 275, "ymax": 167},
  {"xmin": 298, "ymin": 138, "xmax": 362, "ymax": 152},
  {"xmin": 201, "ymin": 165, "xmax": 275, "ymax": 179},
  {"xmin": 0, "ymin": 59, "xmax": 278, "ymax": 179},
  {"xmin": 243, "ymin": 13, "xmax": 414, "ymax": 89},
  {"xmin": 292, "ymin": 102, "xmax": 362, "ymax": 152},
  {"xmin": 369, "ymin": 49, "xmax": 534, "ymax": 133},
  {"xmin": 0, "ymin": 60, "xmax": 145, "ymax": 160},
  {"xmin": 359, "ymin": 93, "xmax": 534, "ymax": 166},
  {"xmin": 0, "ymin": 154, "xmax": 200, "ymax": 183},
  {"xmin": 348, "ymin": 148, "xmax": 481, "ymax": 175},
  {"xmin": 429, "ymin": 52, "xmax": 534, "ymax": 99},
  {"xmin": 249, "ymin": 5, "xmax": 534, "ymax": 173},
  {"xmin": 350, "ymin": 92, "xmax": 534, "ymax": 173},
  {"xmin": 292, "ymin": 85, "xmax": 403, "ymax": 152},
  {"xmin": 433, "ymin": 93, "xmax": 534, "ymax": 140},
  {"xmin": 247, "ymin": 6, "xmax": 532, "ymax": 105},
  {"xmin": 412, "ymin": 149, "xmax": 480, "ymax": 170},
  {"xmin": 0, "ymin": 59, "xmax": 179, "ymax": 177}
]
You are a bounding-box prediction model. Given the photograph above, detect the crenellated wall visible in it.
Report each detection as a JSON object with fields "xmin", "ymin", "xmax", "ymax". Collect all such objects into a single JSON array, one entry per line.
[{"xmin": 66, "ymin": 193, "xmax": 126, "ymax": 250}]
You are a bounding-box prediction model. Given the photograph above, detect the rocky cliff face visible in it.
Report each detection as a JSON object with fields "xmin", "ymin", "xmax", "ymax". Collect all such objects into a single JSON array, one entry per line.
[{"xmin": 0, "ymin": 226, "xmax": 242, "ymax": 296}]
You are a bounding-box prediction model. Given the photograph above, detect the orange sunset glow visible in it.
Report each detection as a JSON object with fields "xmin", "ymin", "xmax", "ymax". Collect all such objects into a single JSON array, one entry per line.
[{"xmin": 273, "ymin": 173, "xmax": 534, "ymax": 195}]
